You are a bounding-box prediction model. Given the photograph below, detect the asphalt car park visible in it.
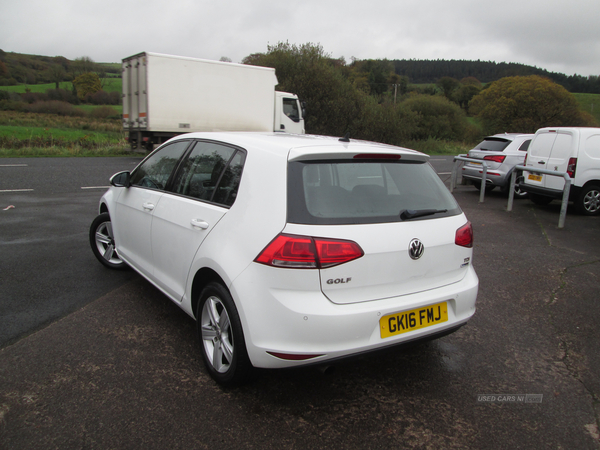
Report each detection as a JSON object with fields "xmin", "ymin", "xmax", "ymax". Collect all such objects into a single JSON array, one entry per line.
[{"xmin": 1, "ymin": 155, "xmax": 599, "ymax": 449}]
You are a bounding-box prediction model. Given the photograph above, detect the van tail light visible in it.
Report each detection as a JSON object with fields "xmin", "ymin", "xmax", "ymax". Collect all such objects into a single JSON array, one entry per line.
[
  {"xmin": 483, "ymin": 155, "xmax": 506, "ymax": 163},
  {"xmin": 255, "ymin": 234, "xmax": 364, "ymax": 269},
  {"xmin": 524, "ymin": 153, "xmax": 528, "ymax": 165},
  {"xmin": 455, "ymin": 222, "xmax": 473, "ymax": 248},
  {"xmin": 567, "ymin": 157, "xmax": 577, "ymax": 178}
]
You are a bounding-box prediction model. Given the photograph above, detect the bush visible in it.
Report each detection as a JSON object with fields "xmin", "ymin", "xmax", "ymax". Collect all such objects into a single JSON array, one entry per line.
[
  {"xmin": 88, "ymin": 105, "xmax": 118, "ymax": 119},
  {"xmin": 86, "ymin": 90, "xmax": 121, "ymax": 105},
  {"xmin": 403, "ymin": 95, "xmax": 469, "ymax": 141},
  {"xmin": 21, "ymin": 91, "xmax": 48, "ymax": 104},
  {"xmin": 46, "ymin": 88, "xmax": 79, "ymax": 104},
  {"xmin": 469, "ymin": 75, "xmax": 597, "ymax": 134},
  {"xmin": 24, "ymin": 100, "xmax": 86, "ymax": 117}
]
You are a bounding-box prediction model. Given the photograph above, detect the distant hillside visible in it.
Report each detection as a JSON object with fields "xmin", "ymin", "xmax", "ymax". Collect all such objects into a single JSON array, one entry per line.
[
  {"xmin": 393, "ymin": 59, "xmax": 600, "ymax": 94},
  {"xmin": 0, "ymin": 50, "xmax": 120, "ymax": 87},
  {"xmin": 2, "ymin": 49, "xmax": 599, "ymax": 94}
]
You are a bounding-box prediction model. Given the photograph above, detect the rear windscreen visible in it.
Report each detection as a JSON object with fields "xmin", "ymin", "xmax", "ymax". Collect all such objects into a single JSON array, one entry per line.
[
  {"xmin": 287, "ymin": 160, "xmax": 461, "ymax": 224},
  {"xmin": 473, "ymin": 138, "xmax": 510, "ymax": 152}
]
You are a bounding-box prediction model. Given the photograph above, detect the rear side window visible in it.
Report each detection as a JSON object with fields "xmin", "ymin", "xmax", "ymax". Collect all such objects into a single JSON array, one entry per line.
[
  {"xmin": 518, "ymin": 140, "xmax": 532, "ymax": 152},
  {"xmin": 171, "ymin": 140, "xmax": 246, "ymax": 207},
  {"xmin": 287, "ymin": 160, "xmax": 461, "ymax": 225},
  {"xmin": 474, "ymin": 138, "xmax": 510, "ymax": 152}
]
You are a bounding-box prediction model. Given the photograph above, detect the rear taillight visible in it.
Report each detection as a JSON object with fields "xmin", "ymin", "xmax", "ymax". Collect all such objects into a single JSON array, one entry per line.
[
  {"xmin": 483, "ymin": 155, "xmax": 506, "ymax": 163},
  {"xmin": 524, "ymin": 153, "xmax": 528, "ymax": 165},
  {"xmin": 255, "ymin": 234, "xmax": 364, "ymax": 269},
  {"xmin": 455, "ymin": 222, "xmax": 473, "ymax": 248},
  {"xmin": 567, "ymin": 157, "xmax": 577, "ymax": 178}
]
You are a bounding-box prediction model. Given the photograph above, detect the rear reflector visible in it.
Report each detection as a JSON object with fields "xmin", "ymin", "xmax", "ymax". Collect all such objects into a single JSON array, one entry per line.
[
  {"xmin": 455, "ymin": 222, "xmax": 473, "ymax": 248},
  {"xmin": 267, "ymin": 352, "xmax": 325, "ymax": 361},
  {"xmin": 255, "ymin": 234, "xmax": 364, "ymax": 269}
]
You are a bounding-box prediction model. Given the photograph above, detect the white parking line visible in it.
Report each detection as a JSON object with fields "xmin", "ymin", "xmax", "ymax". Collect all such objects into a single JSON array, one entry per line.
[
  {"xmin": 0, "ymin": 189, "xmax": 34, "ymax": 193},
  {"xmin": 81, "ymin": 186, "xmax": 110, "ymax": 190},
  {"xmin": 0, "ymin": 164, "xmax": 28, "ymax": 167}
]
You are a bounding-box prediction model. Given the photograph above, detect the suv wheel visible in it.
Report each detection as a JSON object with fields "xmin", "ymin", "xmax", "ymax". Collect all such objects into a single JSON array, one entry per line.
[
  {"xmin": 197, "ymin": 282, "xmax": 252, "ymax": 386},
  {"xmin": 473, "ymin": 181, "xmax": 495, "ymax": 193},
  {"xmin": 577, "ymin": 185, "xmax": 600, "ymax": 216}
]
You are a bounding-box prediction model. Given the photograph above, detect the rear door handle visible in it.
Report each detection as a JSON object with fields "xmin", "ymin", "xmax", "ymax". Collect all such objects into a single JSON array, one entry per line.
[
  {"xmin": 142, "ymin": 202, "xmax": 155, "ymax": 211},
  {"xmin": 191, "ymin": 219, "xmax": 209, "ymax": 230}
]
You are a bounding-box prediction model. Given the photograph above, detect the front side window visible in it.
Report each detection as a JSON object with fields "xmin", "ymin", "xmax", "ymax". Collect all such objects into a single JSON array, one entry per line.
[
  {"xmin": 283, "ymin": 98, "xmax": 300, "ymax": 122},
  {"xmin": 130, "ymin": 140, "xmax": 190, "ymax": 190},
  {"xmin": 288, "ymin": 160, "xmax": 460, "ymax": 225},
  {"xmin": 171, "ymin": 141, "xmax": 246, "ymax": 207}
]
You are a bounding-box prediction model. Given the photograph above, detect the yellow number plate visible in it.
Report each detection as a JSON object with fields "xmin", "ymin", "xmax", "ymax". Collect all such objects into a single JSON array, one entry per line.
[
  {"xmin": 380, "ymin": 302, "xmax": 448, "ymax": 339},
  {"xmin": 528, "ymin": 174, "xmax": 542, "ymax": 182}
]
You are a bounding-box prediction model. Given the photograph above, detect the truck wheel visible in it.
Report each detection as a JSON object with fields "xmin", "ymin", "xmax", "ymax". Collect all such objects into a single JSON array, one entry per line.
[
  {"xmin": 529, "ymin": 193, "xmax": 553, "ymax": 206},
  {"xmin": 577, "ymin": 185, "xmax": 600, "ymax": 216}
]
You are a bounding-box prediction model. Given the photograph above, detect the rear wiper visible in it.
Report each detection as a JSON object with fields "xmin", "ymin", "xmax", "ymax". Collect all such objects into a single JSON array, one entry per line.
[{"xmin": 400, "ymin": 209, "xmax": 448, "ymax": 220}]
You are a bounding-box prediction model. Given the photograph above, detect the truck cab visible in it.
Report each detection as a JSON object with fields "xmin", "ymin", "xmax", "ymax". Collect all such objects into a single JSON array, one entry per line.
[{"xmin": 275, "ymin": 91, "xmax": 305, "ymax": 134}]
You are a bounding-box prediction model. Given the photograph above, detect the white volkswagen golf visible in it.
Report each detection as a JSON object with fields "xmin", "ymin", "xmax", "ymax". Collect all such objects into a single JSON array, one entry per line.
[{"xmin": 90, "ymin": 132, "xmax": 478, "ymax": 385}]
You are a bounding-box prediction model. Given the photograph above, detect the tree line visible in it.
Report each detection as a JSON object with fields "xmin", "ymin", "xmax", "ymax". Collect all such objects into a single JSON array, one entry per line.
[{"xmin": 392, "ymin": 59, "xmax": 600, "ymax": 94}]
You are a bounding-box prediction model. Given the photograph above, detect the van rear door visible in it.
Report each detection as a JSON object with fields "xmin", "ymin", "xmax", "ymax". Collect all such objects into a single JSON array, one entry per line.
[{"xmin": 525, "ymin": 129, "xmax": 573, "ymax": 191}]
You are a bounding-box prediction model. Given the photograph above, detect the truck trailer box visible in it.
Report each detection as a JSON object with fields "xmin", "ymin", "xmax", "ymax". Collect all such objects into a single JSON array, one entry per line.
[{"xmin": 123, "ymin": 52, "xmax": 302, "ymax": 149}]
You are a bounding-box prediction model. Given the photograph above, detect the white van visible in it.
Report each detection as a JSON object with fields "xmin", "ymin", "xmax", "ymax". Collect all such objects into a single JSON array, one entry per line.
[{"xmin": 520, "ymin": 127, "xmax": 600, "ymax": 215}]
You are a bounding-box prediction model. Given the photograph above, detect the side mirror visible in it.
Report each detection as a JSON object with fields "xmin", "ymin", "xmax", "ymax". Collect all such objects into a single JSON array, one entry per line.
[{"xmin": 110, "ymin": 171, "xmax": 131, "ymax": 188}]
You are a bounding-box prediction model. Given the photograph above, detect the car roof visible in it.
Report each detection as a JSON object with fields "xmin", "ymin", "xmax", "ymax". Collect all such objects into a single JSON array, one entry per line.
[{"xmin": 167, "ymin": 132, "xmax": 430, "ymax": 162}]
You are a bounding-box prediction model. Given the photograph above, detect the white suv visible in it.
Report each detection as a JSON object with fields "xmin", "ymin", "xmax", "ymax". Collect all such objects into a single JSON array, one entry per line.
[{"xmin": 90, "ymin": 132, "xmax": 478, "ymax": 385}]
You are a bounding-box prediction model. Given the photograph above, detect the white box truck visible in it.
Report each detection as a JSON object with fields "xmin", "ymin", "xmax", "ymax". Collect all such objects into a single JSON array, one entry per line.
[{"xmin": 122, "ymin": 52, "xmax": 305, "ymax": 150}]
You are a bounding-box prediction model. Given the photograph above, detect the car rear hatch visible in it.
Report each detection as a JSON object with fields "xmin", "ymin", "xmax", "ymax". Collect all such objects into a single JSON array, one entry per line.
[
  {"xmin": 465, "ymin": 137, "xmax": 511, "ymax": 171},
  {"xmin": 283, "ymin": 145, "xmax": 473, "ymax": 305}
]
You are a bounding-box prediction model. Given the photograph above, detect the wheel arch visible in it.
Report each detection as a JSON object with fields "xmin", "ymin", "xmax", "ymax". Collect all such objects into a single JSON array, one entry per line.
[{"xmin": 191, "ymin": 268, "xmax": 227, "ymax": 319}]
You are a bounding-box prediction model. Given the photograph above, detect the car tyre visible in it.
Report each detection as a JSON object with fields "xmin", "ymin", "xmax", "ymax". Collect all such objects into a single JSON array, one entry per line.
[
  {"xmin": 577, "ymin": 185, "xmax": 600, "ymax": 216},
  {"xmin": 501, "ymin": 171, "xmax": 528, "ymax": 199},
  {"xmin": 473, "ymin": 181, "xmax": 495, "ymax": 193},
  {"xmin": 197, "ymin": 282, "xmax": 252, "ymax": 386},
  {"xmin": 528, "ymin": 193, "xmax": 553, "ymax": 206},
  {"xmin": 89, "ymin": 213, "xmax": 128, "ymax": 270}
]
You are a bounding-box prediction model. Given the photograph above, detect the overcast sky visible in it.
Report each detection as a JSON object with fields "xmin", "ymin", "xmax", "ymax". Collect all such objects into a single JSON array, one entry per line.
[{"xmin": 1, "ymin": 0, "xmax": 599, "ymax": 77}]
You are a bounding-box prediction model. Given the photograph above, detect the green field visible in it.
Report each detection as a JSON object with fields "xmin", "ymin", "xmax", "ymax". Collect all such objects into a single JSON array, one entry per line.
[
  {"xmin": 0, "ymin": 110, "xmax": 129, "ymax": 157},
  {"xmin": 573, "ymin": 93, "xmax": 600, "ymax": 123}
]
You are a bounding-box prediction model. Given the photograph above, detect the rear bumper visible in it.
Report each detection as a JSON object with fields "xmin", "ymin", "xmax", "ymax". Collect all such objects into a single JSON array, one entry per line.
[
  {"xmin": 462, "ymin": 166, "xmax": 508, "ymax": 187},
  {"xmin": 230, "ymin": 263, "xmax": 478, "ymax": 369},
  {"xmin": 519, "ymin": 183, "xmax": 580, "ymax": 200}
]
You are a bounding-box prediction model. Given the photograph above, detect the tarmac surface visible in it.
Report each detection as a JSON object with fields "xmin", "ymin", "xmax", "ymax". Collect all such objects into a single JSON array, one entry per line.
[{"xmin": 1, "ymin": 157, "xmax": 599, "ymax": 449}]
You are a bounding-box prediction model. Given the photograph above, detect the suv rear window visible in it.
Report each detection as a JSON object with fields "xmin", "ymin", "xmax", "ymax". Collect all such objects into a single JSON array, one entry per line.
[
  {"xmin": 473, "ymin": 138, "xmax": 511, "ymax": 152},
  {"xmin": 287, "ymin": 160, "xmax": 461, "ymax": 225}
]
